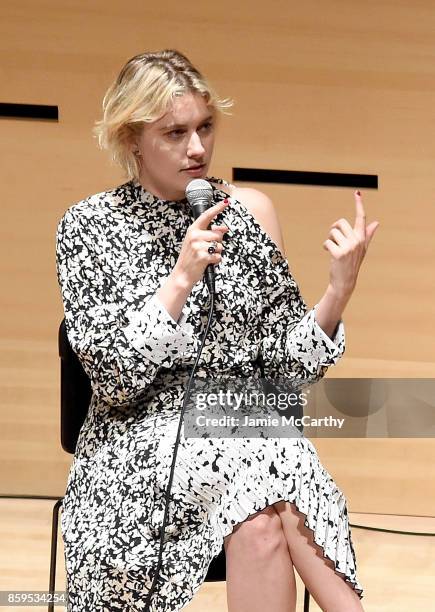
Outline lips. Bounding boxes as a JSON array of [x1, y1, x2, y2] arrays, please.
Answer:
[[182, 164, 205, 171]]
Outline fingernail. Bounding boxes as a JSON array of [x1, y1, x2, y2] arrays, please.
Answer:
[[223, 198, 229, 204], [356, 190, 361, 196]]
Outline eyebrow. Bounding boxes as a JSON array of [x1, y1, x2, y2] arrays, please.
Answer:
[[159, 115, 214, 131]]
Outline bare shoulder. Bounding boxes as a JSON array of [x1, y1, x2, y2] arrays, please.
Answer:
[[230, 186, 287, 256]]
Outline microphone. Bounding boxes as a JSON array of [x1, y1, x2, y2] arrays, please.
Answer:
[[185, 179, 216, 295]]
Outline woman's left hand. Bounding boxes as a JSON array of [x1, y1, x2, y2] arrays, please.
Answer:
[[323, 190, 379, 298]]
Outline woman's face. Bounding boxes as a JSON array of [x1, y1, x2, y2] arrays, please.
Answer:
[[134, 91, 216, 200]]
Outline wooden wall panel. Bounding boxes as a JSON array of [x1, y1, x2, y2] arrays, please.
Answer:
[[0, 1, 433, 515]]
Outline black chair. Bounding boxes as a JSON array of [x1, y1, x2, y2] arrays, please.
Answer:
[[50, 319, 310, 611]]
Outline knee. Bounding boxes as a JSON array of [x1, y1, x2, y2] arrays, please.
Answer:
[[225, 506, 287, 560]]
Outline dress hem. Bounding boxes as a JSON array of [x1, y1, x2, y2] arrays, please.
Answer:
[[212, 495, 364, 601]]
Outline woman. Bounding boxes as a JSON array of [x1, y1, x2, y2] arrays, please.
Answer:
[[56, 49, 378, 611]]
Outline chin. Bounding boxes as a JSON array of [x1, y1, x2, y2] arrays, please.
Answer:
[[184, 169, 209, 181]]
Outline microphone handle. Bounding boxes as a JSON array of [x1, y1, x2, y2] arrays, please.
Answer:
[[204, 263, 215, 295], [191, 200, 216, 295]]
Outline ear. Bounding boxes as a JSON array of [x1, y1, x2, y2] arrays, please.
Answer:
[[127, 126, 141, 156], [128, 139, 141, 156]]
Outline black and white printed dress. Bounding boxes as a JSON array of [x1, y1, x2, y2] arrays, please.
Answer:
[[55, 177, 364, 611]]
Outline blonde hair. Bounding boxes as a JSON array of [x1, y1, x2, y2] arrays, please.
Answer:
[[93, 49, 233, 180]]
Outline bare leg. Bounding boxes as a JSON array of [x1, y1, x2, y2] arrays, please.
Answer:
[[274, 501, 364, 612], [224, 505, 297, 612]]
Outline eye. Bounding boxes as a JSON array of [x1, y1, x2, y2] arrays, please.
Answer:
[[167, 129, 185, 139], [200, 121, 213, 132]]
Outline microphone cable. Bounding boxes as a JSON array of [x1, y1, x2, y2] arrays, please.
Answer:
[[143, 280, 216, 611]]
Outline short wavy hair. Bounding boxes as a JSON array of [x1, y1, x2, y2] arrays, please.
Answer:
[[93, 49, 233, 180]]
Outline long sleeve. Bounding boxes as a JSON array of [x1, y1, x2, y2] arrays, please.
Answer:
[[259, 257, 345, 385], [55, 208, 199, 408]]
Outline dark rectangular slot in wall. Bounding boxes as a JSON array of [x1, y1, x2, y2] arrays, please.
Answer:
[[233, 168, 378, 189], [0, 103, 58, 121]]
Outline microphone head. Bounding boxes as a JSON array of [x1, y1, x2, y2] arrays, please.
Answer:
[[185, 179, 216, 295], [185, 179, 213, 212]]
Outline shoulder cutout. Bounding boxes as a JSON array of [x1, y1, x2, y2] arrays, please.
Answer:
[[230, 187, 287, 257]]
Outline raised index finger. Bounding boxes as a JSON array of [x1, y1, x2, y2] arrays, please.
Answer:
[[193, 199, 230, 229], [354, 190, 366, 235]]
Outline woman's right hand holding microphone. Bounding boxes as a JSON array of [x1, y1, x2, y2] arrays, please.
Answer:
[[173, 198, 230, 286], [156, 198, 230, 322]]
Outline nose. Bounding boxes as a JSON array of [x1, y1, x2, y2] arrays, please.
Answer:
[[187, 131, 205, 158]]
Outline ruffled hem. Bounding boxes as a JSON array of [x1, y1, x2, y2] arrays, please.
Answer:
[[208, 438, 364, 600]]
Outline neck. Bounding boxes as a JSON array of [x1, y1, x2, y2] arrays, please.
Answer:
[[136, 176, 186, 202]]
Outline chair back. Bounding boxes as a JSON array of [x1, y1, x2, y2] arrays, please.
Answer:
[[58, 319, 92, 454]]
